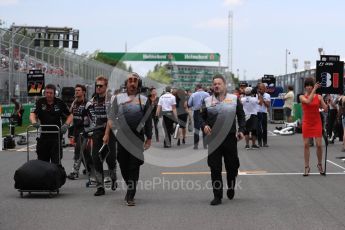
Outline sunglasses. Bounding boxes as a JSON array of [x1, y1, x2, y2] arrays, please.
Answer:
[[128, 78, 138, 83], [96, 84, 105, 88]]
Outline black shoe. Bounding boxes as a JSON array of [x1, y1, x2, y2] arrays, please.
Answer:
[[182, 138, 185, 144], [251, 144, 259, 149], [177, 139, 181, 146], [210, 197, 222, 206], [193, 146, 198, 150], [258, 143, 263, 147], [245, 145, 250, 150], [111, 180, 117, 191], [67, 172, 79, 180], [227, 189, 235, 200], [126, 198, 136, 206], [94, 187, 105, 196], [263, 144, 269, 147]]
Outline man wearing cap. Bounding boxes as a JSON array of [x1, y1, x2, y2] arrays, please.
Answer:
[[156, 86, 178, 148], [241, 87, 261, 150]]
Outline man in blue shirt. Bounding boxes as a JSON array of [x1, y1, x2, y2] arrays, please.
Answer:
[[188, 84, 209, 149]]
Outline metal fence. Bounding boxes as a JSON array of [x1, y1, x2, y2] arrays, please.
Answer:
[[0, 27, 167, 104], [0, 27, 120, 104]]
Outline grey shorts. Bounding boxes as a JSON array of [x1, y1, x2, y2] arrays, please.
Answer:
[[284, 107, 292, 117]]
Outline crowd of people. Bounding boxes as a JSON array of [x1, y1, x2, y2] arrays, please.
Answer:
[[28, 72, 345, 206]]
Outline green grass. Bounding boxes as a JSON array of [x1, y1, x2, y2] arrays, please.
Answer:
[[2, 125, 33, 136]]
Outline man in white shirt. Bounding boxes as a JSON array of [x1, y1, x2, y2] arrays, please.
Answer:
[[241, 87, 260, 149], [283, 85, 294, 122], [257, 83, 270, 147], [156, 86, 178, 148]]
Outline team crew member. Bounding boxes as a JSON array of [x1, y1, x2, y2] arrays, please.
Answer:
[[201, 74, 245, 206], [108, 72, 152, 206], [257, 83, 270, 147], [241, 87, 260, 149], [156, 86, 177, 148], [67, 84, 92, 180], [11, 97, 24, 126], [30, 84, 72, 164], [85, 76, 117, 196], [188, 83, 209, 149]]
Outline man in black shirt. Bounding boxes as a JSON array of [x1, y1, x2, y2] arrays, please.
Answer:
[[67, 84, 92, 180], [201, 75, 246, 206], [30, 84, 72, 164], [11, 97, 24, 126], [85, 76, 117, 196]]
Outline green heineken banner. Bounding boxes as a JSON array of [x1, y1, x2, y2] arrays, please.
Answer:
[[98, 52, 221, 62]]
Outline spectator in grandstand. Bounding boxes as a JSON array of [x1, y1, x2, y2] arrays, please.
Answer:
[[299, 77, 328, 176], [283, 85, 294, 123]]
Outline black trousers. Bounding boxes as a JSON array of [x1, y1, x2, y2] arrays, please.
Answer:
[[257, 112, 268, 145], [117, 141, 144, 200], [162, 112, 175, 146], [36, 135, 62, 165], [92, 130, 117, 188], [152, 116, 159, 141], [208, 134, 239, 199], [327, 109, 337, 137]]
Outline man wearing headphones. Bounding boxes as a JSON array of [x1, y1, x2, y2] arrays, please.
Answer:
[[85, 76, 117, 196], [30, 84, 72, 164], [107, 72, 152, 206]]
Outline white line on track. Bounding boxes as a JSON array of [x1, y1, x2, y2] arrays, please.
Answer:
[[16, 144, 36, 152], [161, 171, 345, 176], [327, 160, 345, 172]]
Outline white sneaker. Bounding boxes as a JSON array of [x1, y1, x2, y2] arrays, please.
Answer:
[[104, 176, 111, 184]]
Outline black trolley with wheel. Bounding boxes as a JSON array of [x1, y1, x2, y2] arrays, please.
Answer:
[[17, 125, 63, 198]]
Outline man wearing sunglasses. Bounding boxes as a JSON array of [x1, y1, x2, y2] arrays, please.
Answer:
[[107, 72, 152, 206], [85, 76, 117, 196]]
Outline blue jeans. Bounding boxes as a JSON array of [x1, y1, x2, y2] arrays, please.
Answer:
[[193, 110, 206, 147]]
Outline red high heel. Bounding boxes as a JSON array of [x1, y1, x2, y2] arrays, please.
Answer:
[[303, 166, 310, 176], [317, 163, 325, 175]]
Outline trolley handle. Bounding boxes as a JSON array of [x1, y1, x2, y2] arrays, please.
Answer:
[[26, 125, 61, 164]]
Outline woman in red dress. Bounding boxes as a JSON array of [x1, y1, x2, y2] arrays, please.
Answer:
[[299, 77, 328, 176]]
